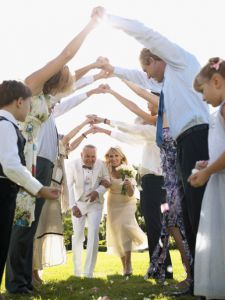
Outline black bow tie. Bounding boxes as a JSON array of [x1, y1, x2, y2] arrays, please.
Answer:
[[82, 165, 92, 170]]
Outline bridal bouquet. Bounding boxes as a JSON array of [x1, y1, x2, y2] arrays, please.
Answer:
[[116, 164, 137, 195]]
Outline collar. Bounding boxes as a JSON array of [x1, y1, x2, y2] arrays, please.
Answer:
[[0, 110, 19, 126]]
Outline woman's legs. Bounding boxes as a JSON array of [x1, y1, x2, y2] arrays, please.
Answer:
[[124, 251, 132, 275], [168, 226, 192, 286]]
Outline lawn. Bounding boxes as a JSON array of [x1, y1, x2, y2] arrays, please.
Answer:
[[1, 250, 196, 300]]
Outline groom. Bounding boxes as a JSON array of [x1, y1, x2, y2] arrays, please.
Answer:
[[67, 144, 110, 278]]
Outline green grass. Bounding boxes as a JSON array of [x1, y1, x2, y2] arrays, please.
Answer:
[[1, 250, 195, 300]]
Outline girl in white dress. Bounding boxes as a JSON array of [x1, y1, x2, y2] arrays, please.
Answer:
[[188, 57, 225, 299]]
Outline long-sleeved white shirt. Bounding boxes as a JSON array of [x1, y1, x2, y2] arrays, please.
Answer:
[[37, 75, 95, 162], [110, 120, 162, 176], [114, 66, 162, 94], [107, 13, 209, 140], [37, 92, 88, 163], [0, 110, 42, 195]]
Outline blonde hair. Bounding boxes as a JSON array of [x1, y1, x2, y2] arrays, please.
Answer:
[[194, 57, 225, 93], [104, 147, 128, 174], [139, 48, 162, 65]]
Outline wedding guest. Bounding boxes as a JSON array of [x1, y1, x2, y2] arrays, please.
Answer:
[[188, 57, 225, 299], [6, 11, 99, 294], [0, 80, 59, 299], [92, 7, 209, 295], [67, 145, 110, 278], [32, 120, 96, 284]]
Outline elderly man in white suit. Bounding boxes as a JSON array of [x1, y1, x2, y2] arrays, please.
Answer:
[[67, 144, 110, 278]]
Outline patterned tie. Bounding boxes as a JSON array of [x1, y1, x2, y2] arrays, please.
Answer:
[[82, 165, 92, 170], [156, 91, 164, 147]]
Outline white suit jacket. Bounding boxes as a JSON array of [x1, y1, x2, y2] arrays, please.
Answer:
[[67, 158, 110, 209]]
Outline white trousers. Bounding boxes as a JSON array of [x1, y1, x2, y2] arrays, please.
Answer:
[[72, 205, 102, 277]]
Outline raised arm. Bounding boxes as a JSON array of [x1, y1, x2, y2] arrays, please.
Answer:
[[103, 84, 157, 125], [75, 58, 110, 82], [25, 14, 98, 95], [61, 119, 90, 146], [69, 126, 95, 152], [53, 84, 106, 118], [93, 7, 187, 69], [122, 79, 159, 106], [95, 56, 162, 92], [87, 114, 156, 140]]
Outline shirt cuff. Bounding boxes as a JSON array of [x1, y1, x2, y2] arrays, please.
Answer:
[[23, 179, 43, 196]]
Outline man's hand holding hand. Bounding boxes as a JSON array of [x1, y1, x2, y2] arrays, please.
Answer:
[[72, 206, 82, 218], [87, 191, 99, 202]]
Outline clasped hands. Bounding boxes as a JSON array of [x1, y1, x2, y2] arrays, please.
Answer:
[[188, 160, 209, 187]]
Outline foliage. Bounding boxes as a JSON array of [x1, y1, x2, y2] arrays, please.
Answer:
[[62, 212, 73, 250], [1, 250, 194, 300]]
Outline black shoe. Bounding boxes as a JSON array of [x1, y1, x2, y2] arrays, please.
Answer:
[[165, 273, 173, 279], [10, 287, 33, 295], [167, 286, 193, 297]]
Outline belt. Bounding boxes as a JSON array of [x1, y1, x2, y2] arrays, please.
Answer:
[[176, 124, 209, 144]]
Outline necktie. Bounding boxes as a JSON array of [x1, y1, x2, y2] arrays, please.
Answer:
[[82, 165, 92, 170], [156, 91, 164, 147]]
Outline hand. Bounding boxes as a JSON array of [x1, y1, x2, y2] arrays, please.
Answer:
[[195, 160, 208, 170], [91, 125, 107, 134], [188, 169, 210, 187], [94, 84, 110, 94], [37, 186, 60, 200], [91, 6, 106, 20], [84, 126, 96, 135], [86, 191, 99, 202], [96, 56, 110, 68], [86, 114, 104, 124], [72, 206, 82, 218], [123, 178, 132, 188], [100, 179, 111, 188], [94, 69, 111, 80], [95, 57, 114, 75]]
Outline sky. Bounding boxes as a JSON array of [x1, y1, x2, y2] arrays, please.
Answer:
[[1, 0, 225, 164]]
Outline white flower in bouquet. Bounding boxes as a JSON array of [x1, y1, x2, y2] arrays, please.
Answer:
[[116, 164, 137, 195]]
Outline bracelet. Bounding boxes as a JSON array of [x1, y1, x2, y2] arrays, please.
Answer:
[[82, 133, 87, 139], [103, 118, 108, 124]]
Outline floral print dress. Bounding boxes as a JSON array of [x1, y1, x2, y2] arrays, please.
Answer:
[[149, 127, 192, 282], [15, 93, 58, 227]]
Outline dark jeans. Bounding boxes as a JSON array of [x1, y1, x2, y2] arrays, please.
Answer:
[[6, 157, 54, 292], [176, 125, 209, 277], [0, 180, 18, 285], [140, 174, 173, 278]]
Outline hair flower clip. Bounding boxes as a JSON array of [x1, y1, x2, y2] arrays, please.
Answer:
[[210, 58, 223, 71]]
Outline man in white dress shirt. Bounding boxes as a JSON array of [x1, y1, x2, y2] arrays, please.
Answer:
[[92, 7, 210, 295], [67, 145, 110, 278]]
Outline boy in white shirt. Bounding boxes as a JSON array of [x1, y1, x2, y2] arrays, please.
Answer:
[[0, 80, 59, 298]]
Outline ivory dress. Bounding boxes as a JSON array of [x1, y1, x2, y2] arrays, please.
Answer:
[[33, 140, 69, 269], [194, 101, 225, 299], [106, 177, 147, 257]]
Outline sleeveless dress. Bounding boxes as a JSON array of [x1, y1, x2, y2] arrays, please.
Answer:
[[194, 101, 225, 299], [106, 177, 147, 257], [15, 93, 57, 226], [33, 140, 69, 269]]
